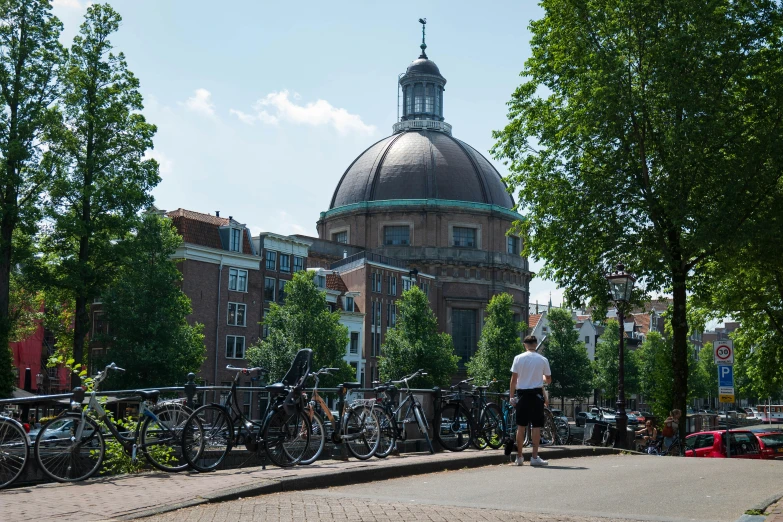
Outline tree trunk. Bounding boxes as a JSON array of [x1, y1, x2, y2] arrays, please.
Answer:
[[71, 293, 89, 388], [671, 267, 689, 449]]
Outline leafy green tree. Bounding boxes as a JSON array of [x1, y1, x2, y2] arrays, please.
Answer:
[[467, 293, 524, 393], [0, 0, 64, 397], [379, 286, 458, 388], [543, 308, 592, 409], [94, 214, 205, 389], [44, 4, 159, 384], [492, 0, 783, 441], [593, 320, 639, 403], [247, 270, 354, 387], [635, 331, 673, 421]]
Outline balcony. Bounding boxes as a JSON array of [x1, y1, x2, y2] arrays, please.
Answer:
[[392, 119, 452, 135]]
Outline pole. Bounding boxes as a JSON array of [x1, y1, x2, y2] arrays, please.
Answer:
[[614, 308, 628, 449]]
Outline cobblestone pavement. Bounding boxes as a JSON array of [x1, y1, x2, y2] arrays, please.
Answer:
[[767, 496, 783, 522], [143, 491, 635, 522]]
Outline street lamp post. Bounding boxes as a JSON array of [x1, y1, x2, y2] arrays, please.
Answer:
[[606, 262, 636, 449]]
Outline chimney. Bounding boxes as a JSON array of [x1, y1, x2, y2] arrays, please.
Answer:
[[215, 211, 220, 217], [229, 216, 233, 221]]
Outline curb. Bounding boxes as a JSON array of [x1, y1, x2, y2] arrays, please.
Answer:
[[115, 446, 622, 520], [734, 492, 783, 522]]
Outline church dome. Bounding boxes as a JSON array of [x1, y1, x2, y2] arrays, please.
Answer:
[[406, 58, 443, 77], [328, 130, 514, 210]]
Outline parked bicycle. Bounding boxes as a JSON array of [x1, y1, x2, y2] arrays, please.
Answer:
[[371, 369, 434, 456], [182, 349, 312, 471], [497, 392, 568, 452], [466, 379, 503, 450], [34, 363, 198, 483], [644, 434, 682, 456], [0, 413, 29, 489], [434, 378, 474, 452], [299, 367, 380, 464]]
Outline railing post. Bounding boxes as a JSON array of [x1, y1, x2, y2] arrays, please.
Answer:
[[184, 372, 197, 409]]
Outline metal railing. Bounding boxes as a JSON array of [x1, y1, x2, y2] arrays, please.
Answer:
[[330, 250, 411, 271]]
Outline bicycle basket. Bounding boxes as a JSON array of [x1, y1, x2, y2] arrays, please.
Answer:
[[349, 399, 376, 409]]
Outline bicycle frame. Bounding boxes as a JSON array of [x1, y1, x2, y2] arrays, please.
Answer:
[[305, 372, 374, 443]]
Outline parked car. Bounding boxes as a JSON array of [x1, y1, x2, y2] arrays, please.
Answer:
[[754, 432, 783, 460], [627, 412, 641, 426], [575, 411, 597, 427], [629, 411, 645, 424], [727, 410, 747, 419], [684, 430, 762, 459], [549, 408, 569, 425], [744, 407, 761, 420], [599, 409, 616, 423], [28, 417, 96, 445]]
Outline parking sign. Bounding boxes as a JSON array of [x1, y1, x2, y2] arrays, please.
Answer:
[[718, 365, 734, 388]]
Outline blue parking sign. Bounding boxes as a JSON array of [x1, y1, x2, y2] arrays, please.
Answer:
[[718, 365, 734, 388]]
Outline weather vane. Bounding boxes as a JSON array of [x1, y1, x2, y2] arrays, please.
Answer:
[[418, 18, 427, 58]]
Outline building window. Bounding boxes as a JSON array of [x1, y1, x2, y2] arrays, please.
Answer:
[[403, 278, 412, 292], [230, 228, 242, 252], [376, 302, 381, 327], [370, 332, 375, 357], [371, 301, 375, 325], [425, 84, 434, 113], [585, 336, 590, 344], [265, 251, 277, 271], [435, 86, 441, 116], [228, 268, 248, 292], [391, 276, 397, 296], [345, 296, 354, 312], [226, 335, 245, 359], [279, 254, 290, 273], [278, 279, 286, 303], [414, 83, 424, 112], [391, 305, 397, 326], [453, 227, 477, 248], [421, 282, 429, 296], [293, 256, 304, 273], [405, 85, 412, 115], [332, 231, 348, 244], [315, 274, 326, 288], [507, 236, 519, 255], [452, 309, 477, 368], [227, 302, 246, 326], [350, 332, 359, 355], [384, 225, 410, 246], [263, 310, 270, 338], [264, 277, 275, 302], [375, 273, 382, 292], [387, 302, 391, 327]]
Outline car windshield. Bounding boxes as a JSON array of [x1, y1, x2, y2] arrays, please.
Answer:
[[46, 419, 72, 430], [760, 434, 783, 448]]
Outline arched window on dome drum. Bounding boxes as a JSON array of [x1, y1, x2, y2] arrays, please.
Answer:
[[414, 83, 424, 113], [435, 86, 441, 117], [405, 85, 412, 116], [425, 84, 434, 113]]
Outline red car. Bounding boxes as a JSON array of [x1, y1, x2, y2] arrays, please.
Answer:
[[754, 432, 783, 460], [684, 430, 762, 459]]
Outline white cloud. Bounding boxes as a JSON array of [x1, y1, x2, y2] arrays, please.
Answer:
[[143, 150, 173, 176], [183, 88, 215, 117], [231, 90, 374, 135]]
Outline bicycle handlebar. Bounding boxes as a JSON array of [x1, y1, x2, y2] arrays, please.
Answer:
[[391, 369, 427, 386]]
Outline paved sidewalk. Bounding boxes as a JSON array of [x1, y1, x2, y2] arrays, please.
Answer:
[[1, 446, 618, 521], [766, 496, 783, 522]]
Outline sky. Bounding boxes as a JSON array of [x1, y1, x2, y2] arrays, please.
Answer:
[[50, 0, 561, 306]]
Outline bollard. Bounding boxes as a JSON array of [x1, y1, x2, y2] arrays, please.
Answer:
[[184, 372, 197, 409]]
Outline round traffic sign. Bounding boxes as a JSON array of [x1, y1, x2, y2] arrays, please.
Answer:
[[715, 344, 732, 360]]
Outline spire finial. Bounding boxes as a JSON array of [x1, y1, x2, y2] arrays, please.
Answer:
[[418, 18, 427, 58]]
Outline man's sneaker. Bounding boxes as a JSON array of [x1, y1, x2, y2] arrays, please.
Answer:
[[514, 456, 524, 466], [530, 456, 548, 467], [504, 440, 515, 456]]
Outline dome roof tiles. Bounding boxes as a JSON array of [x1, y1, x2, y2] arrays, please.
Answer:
[[329, 130, 514, 210]]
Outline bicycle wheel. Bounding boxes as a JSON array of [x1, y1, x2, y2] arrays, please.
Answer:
[[436, 403, 472, 452], [298, 410, 325, 465], [373, 406, 396, 459], [35, 414, 104, 483], [183, 405, 233, 472], [263, 408, 310, 467], [413, 404, 434, 454], [477, 403, 504, 450], [345, 405, 380, 460], [0, 418, 28, 489], [555, 417, 571, 445], [140, 403, 196, 472], [540, 411, 558, 446]]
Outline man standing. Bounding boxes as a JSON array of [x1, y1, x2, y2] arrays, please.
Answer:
[[510, 335, 552, 466]]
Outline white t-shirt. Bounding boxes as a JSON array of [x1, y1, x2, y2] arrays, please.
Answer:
[[510, 351, 551, 390]]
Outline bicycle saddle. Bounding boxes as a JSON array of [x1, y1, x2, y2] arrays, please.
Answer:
[[265, 383, 288, 394], [373, 385, 389, 392], [138, 390, 160, 402], [341, 382, 362, 390]]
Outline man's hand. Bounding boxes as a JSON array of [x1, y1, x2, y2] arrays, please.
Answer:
[[510, 396, 518, 407]]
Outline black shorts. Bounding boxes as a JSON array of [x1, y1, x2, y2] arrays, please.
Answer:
[[516, 388, 545, 428]]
